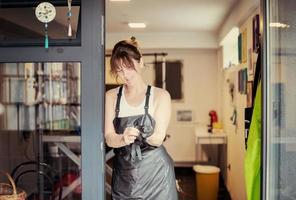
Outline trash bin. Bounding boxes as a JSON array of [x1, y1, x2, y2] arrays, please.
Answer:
[[193, 165, 220, 200]]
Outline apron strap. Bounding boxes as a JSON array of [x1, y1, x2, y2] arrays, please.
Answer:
[[144, 85, 151, 114], [115, 86, 123, 118]]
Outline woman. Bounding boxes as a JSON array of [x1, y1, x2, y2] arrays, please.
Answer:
[[105, 38, 178, 199]]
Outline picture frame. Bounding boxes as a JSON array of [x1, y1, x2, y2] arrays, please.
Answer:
[[252, 51, 259, 73], [238, 33, 242, 63], [242, 29, 247, 63], [253, 14, 260, 53], [238, 70, 242, 93], [176, 110, 193, 122], [238, 69, 248, 94], [246, 81, 253, 107], [243, 68, 248, 94], [248, 48, 254, 80]]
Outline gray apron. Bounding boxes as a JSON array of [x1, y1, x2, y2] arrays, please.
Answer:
[[111, 85, 178, 200]]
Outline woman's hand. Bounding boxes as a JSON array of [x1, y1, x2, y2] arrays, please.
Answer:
[[122, 127, 140, 145]]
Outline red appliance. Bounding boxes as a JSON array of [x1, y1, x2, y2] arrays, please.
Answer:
[[208, 110, 218, 132]]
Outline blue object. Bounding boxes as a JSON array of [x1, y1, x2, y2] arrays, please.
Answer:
[[45, 35, 49, 49]]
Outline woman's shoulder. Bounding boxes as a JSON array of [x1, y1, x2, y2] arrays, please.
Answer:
[[105, 86, 121, 99], [151, 86, 171, 101]]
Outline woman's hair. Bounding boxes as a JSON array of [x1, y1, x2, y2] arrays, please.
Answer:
[[110, 36, 142, 77]]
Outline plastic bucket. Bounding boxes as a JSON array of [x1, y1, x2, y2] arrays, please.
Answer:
[[193, 165, 220, 200]]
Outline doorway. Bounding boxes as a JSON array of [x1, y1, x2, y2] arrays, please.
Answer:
[[105, 0, 260, 199]]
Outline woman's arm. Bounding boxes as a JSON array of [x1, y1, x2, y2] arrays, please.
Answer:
[[146, 89, 171, 147], [105, 89, 126, 148], [105, 89, 139, 148]]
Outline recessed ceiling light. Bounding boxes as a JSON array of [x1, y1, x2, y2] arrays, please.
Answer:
[[128, 23, 146, 28], [270, 22, 290, 28], [109, 0, 130, 2]]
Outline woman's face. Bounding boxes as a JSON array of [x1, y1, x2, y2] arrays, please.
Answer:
[[116, 58, 143, 84]]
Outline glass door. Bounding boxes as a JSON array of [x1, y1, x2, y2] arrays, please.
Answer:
[[263, 0, 296, 199], [0, 62, 81, 200], [0, 0, 105, 199]]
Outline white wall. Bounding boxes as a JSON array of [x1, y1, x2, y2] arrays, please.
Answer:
[[218, 8, 260, 200], [106, 48, 219, 162], [220, 64, 248, 200]]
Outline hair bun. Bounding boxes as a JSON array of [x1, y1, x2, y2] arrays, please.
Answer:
[[128, 36, 138, 47]]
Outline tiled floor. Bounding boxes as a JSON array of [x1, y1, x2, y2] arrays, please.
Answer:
[[175, 167, 232, 200]]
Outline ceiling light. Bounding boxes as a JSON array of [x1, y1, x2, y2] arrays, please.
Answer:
[[128, 23, 146, 28], [109, 0, 130, 2], [270, 22, 290, 28]]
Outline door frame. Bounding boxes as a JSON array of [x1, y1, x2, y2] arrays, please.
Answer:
[[0, 0, 106, 199], [261, 0, 269, 199]]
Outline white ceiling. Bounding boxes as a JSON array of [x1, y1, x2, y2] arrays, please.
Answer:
[[106, 0, 239, 33]]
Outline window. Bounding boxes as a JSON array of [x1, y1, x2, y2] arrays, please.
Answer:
[[155, 61, 183, 100], [220, 27, 239, 68]]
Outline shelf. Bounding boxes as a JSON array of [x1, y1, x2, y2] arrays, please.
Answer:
[[42, 135, 80, 143], [0, 130, 35, 133], [1, 102, 80, 106], [0, 74, 79, 80], [1, 102, 36, 106], [0, 129, 79, 134], [196, 136, 227, 144], [42, 129, 80, 134], [40, 102, 80, 106], [195, 126, 227, 144], [0, 74, 26, 78]]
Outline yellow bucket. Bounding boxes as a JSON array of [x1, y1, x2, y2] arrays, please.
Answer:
[[193, 165, 220, 200]]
